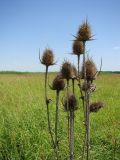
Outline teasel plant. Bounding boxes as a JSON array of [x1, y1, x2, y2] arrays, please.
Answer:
[[81, 57, 97, 160], [60, 60, 73, 142], [49, 74, 65, 155], [72, 39, 86, 120], [39, 48, 56, 150], [89, 102, 104, 113], [63, 94, 78, 160], [76, 20, 94, 160]]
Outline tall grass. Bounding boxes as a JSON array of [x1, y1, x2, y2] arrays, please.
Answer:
[[0, 73, 120, 160]]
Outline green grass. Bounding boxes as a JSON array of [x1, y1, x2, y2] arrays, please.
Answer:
[[0, 73, 120, 160]]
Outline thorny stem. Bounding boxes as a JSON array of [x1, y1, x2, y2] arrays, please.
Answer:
[[77, 55, 85, 120], [82, 83, 91, 160], [44, 66, 56, 154], [81, 131, 87, 160], [72, 79, 75, 94], [86, 90, 90, 160], [69, 111, 74, 160], [83, 41, 87, 119], [83, 41, 90, 160], [67, 80, 70, 147], [55, 90, 60, 150], [83, 41, 89, 160], [77, 54, 86, 160], [78, 55, 80, 77]]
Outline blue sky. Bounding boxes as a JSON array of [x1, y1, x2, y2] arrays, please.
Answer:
[[0, 0, 120, 71]]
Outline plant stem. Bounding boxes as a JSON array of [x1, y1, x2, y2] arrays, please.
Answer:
[[55, 90, 60, 150], [83, 41, 87, 119], [77, 54, 85, 120], [78, 55, 80, 77], [82, 41, 87, 160], [86, 90, 90, 160], [83, 41, 90, 160], [72, 79, 75, 94], [69, 111, 74, 160], [67, 80, 70, 145], [81, 131, 87, 160], [45, 66, 55, 149]]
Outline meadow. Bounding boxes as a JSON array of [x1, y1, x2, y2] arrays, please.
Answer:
[[0, 72, 120, 160]]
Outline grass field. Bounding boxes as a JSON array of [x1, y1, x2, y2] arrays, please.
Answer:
[[0, 72, 120, 160]]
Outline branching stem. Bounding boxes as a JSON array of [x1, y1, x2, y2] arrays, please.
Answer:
[[44, 66, 56, 150]]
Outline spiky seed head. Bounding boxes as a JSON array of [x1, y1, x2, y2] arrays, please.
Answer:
[[89, 102, 104, 113], [71, 65, 77, 79], [82, 82, 96, 92], [72, 40, 83, 55], [60, 61, 72, 80], [63, 94, 78, 112], [51, 74, 65, 91], [77, 21, 92, 42], [82, 81, 91, 91], [41, 48, 54, 66], [81, 58, 97, 81]]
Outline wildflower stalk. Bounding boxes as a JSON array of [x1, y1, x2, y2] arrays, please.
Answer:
[[77, 54, 85, 119], [45, 66, 55, 149], [67, 80, 70, 142], [83, 41, 90, 160], [55, 90, 60, 150], [72, 79, 75, 94], [86, 90, 90, 160], [69, 110, 74, 160]]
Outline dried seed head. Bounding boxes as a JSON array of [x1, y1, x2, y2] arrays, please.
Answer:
[[60, 61, 72, 80], [82, 81, 91, 91], [81, 58, 97, 81], [63, 94, 78, 112], [82, 82, 96, 92], [41, 48, 54, 66], [71, 65, 77, 79], [51, 74, 65, 91], [89, 101, 104, 113], [77, 21, 92, 42], [72, 40, 83, 55]]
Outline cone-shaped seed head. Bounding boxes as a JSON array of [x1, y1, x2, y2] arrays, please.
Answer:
[[60, 61, 72, 80], [81, 58, 97, 81], [41, 48, 54, 66], [51, 74, 65, 91], [82, 81, 91, 91], [82, 82, 96, 92], [72, 40, 83, 55], [77, 21, 92, 42], [63, 94, 78, 112], [71, 65, 77, 79], [89, 101, 104, 112]]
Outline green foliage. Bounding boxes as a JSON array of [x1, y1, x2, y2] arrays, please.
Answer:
[[0, 73, 120, 160]]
